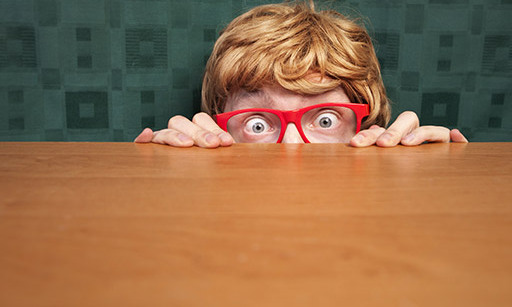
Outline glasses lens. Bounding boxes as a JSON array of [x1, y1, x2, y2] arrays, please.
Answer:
[[226, 111, 281, 143], [301, 106, 357, 143]]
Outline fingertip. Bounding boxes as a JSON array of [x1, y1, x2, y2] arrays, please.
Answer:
[[400, 133, 421, 146], [450, 129, 469, 143], [219, 132, 234, 146], [199, 133, 222, 148], [176, 133, 194, 147], [350, 134, 366, 147], [375, 133, 396, 147], [134, 128, 154, 143]]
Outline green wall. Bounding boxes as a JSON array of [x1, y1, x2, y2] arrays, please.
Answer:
[[1, 0, 511, 142]]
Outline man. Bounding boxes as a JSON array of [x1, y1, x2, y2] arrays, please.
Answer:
[[135, 1, 467, 147]]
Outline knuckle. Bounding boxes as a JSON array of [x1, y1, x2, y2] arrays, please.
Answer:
[[358, 129, 380, 138], [383, 129, 399, 138], [354, 127, 386, 144], [438, 127, 451, 142], [161, 129, 177, 139], [402, 111, 420, 126], [211, 127, 225, 135], [424, 125, 449, 134], [356, 131, 371, 139], [167, 115, 187, 128], [154, 130, 182, 146], [417, 126, 451, 142], [192, 129, 208, 141], [375, 127, 386, 134], [192, 112, 210, 124], [151, 131, 166, 144]]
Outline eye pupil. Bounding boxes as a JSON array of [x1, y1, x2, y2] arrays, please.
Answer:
[[252, 122, 265, 133], [319, 117, 332, 128]]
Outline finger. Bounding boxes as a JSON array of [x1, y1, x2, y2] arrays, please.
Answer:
[[400, 126, 450, 146], [376, 111, 420, 147], [350, 125, 386, 147], [151, 129, 195, 147], [134, 128, 155, 143], [167, 115, 222, 148], [192, 112, 234, 146], [450, 129, 468, 143]]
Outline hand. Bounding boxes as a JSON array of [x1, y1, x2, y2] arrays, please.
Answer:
[[350, 111, 468, 147], [134, 112, 234, 148]]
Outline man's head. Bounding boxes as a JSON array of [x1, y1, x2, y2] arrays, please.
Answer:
[[201, 0, 390, 129]]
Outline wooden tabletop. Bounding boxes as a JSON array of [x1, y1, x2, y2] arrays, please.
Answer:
[[1, 142, 511, 307]]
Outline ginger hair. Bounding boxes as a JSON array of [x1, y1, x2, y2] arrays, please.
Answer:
[[201, 0, 390, 128]]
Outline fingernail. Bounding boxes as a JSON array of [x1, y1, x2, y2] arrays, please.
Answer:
[[380, 133, 391, 143], [352, 134, 364, 145], [219, 132, 233, 143], [402, 133, 415, 144], [205, 133, 218, 145], [178, 133, 192, 143]]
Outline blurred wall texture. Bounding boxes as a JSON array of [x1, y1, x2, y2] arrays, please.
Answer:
[[0, 0, 511, 142]]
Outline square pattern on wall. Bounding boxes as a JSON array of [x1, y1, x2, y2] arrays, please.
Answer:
[[0, 0, 511, 141]]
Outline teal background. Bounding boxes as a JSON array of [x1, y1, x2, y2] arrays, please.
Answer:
[[0, 0, 511, 142]]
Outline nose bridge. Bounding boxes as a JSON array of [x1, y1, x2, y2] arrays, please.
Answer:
[[279, 109, 305, 143], [281, 122, 305, 143], [282, 109, 299, 124]]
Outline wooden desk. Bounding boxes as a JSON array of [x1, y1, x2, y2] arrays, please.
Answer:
[[1, 142, 511, 307]]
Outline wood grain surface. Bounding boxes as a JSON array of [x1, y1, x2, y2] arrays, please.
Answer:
[[0, 142, 511, 307]]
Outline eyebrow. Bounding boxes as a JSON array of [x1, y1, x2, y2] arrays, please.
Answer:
[[231, 90, 276, 109]]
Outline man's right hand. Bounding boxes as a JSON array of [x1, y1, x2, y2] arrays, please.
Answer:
[[134, 112, 234, 148]]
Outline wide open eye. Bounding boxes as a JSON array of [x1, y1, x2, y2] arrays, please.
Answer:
[[226, 111, 280, 143], [301, 105, 358, 143], [245, 117, 272, 134], [314, 112, 339, 129]]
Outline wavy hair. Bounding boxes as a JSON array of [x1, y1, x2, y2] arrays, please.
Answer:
[[201, 0, 390, 128]]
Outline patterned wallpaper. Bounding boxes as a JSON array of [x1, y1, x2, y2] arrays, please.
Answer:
[[0, 0, 511, 142]]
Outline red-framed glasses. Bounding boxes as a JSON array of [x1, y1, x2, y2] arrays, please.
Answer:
[[214, 103, 369, 143]]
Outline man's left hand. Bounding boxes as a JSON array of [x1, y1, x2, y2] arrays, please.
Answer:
[[350, 111, 468, 147]]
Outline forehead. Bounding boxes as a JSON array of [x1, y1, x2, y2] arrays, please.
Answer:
[[224, 85, 351, 112]]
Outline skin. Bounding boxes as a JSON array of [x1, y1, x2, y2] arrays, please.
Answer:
[[134, 85, 468, 148]]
